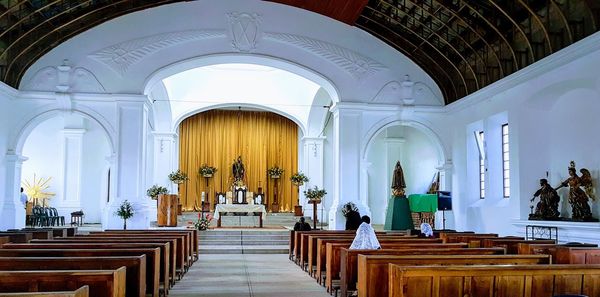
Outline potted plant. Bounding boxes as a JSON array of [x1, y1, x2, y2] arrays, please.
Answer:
[[290, 172, 309, 186], [304, 185, 327, 203], [115, 200, 134, 230], [199, 164, 217, 178], [147, 185, 168, 200], [168, 169, 189, 184], [267, 166, 284, 179]]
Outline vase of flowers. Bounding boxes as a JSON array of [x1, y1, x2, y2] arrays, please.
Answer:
[[195, 212, 212, 230], [290, 172, 309, 186], [199, 164, 217, 178], [147, 185, 168, 200], [267, 166, 284, 179], [168, 169, 189, 184], [304, 185, 327, 203], [115, 200, 134, 230]]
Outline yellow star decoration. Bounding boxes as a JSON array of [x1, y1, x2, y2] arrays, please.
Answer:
[[22, 174, 55, 206]]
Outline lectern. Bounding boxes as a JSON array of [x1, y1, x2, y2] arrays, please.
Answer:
[[157, 194, 178, 227]]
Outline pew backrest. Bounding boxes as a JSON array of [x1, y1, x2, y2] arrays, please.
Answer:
[[0, 285, 89, 297], [388, 264, 600, 297]]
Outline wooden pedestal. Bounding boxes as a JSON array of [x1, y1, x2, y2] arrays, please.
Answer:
[[157, 194, 178, 227], [310, 200, 321, 230], [294, 205, 303, 216]]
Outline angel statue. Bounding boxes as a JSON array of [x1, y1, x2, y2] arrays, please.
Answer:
[[555, 161, 597, 221]]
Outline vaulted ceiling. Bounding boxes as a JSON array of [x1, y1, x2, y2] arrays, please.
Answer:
[[0, 0, 598, 104]]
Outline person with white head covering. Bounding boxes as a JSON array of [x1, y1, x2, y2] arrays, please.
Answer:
[[420, 223, 434, 237], [349, 216, 381, 250]]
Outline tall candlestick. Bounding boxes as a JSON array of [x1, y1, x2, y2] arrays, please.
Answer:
[[201, 191, 205, 202]]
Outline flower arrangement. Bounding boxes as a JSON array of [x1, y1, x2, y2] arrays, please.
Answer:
[[341, 202, 359, 217], [147, 185, 168, 200], [304, 186, 327, 201], [168, 169, 189, 184], [267, 166, 284, 178], [290, 172, 309, 186], [199, 164, 217, 177], [115, 200, 134, 230], [194, 212, 212, 230]]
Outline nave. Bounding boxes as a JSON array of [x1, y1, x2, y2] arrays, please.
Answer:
[[170, 254, 330, 297]]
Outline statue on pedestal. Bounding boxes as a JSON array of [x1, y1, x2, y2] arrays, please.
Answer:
[[232, 155, 245, 183], [555, 161, 598, 222], [391, 161, 406, 196], [529, 179, 560, 220]]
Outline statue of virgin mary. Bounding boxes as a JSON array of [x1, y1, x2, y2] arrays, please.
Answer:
[[391, 161, 406, 196]]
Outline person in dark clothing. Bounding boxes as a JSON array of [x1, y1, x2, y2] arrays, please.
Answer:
[[344, 204, 362, 230], [294, 217, 312, 231]]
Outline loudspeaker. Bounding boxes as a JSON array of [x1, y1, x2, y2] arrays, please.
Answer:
[[437, 191, 452, 211]]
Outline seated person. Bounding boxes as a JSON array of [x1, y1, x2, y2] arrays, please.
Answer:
[[419, 222, 434, 238], [349, 215, 380, 250], [345, 204, 362, 230], [293, 217, 312, 231]]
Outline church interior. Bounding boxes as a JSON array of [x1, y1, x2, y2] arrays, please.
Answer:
[[1, 0, 600, 296]]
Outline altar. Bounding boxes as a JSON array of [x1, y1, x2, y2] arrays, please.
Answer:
[[214, 204, 267, 228]]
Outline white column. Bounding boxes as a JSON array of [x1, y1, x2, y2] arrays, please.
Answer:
[[151, 132, 177, 220], [329, 104, 362, 230], [58, 128, 86, 211], [435, 162, 454, 229], [302, 136, 325, 221], [1, 154, 28, 230], [359, 160, 372, 216], [103, 100, 150, 229]]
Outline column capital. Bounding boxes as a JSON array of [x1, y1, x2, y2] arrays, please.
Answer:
[[301, 136, 326, 143], [384, 137, 406, 144], [152, 132, 178, 139], [436, 161, 453, 171], [60, 128, 86, 136]]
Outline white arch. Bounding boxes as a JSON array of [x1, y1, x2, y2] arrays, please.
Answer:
[[172, 102, 308, 136], [143, 53, 340, 103], [362, 118, 449, 166], [9, 106, 117, 156]]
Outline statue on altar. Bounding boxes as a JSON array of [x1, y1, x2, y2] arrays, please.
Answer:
[[529, 179, 560, 220], [555, 161, 597, 221], [391, 161, 406, 196], [232, 156, 245, 183]]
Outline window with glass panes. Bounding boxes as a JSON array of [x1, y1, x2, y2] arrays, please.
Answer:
[[502, 124, 510, 197], [479, 131, 485, 199]]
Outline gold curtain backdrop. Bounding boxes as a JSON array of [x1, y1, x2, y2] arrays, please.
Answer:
[[179, 109, 298, 212]]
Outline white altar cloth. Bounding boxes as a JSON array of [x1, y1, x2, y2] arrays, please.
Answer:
[[213, 204, 267, 220]]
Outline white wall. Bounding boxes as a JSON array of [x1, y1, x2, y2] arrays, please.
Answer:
[[366, 125, 440, 225], [21, 116, 111, 223]]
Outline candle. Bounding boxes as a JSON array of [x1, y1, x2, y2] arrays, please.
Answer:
[[201, 192, 205, 202]]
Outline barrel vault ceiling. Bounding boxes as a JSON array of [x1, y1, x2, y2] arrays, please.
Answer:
[[0, 0, 599, 104]]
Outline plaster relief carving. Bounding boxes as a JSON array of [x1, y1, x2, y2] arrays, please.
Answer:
[[23, 66, 105, 93], [23, 66, 58, 91], [264, 32, 386, 79], [89, 30, 226, 75], [371, 81, 402, 103], [227, 12, 261, 52]]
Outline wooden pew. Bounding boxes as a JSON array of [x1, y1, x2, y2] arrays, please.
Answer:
[[359, 254, 551, 297], [441, 232, 497, 244], [324, 243, 468, 293], [0, 257, 144, 297], [33, 237, 178, 287], [339, 247, 506, 297], [482, 238, 556, 254], [9, 228, 75, 238], [388, 264, 600, 297], [518, 242, 598, 258], [2, 243, 164, 296], [314, 238, 445, 284], [0, 230, 52, 240], [100, 229, 198, 263], [0, 268, 126, 297], [0, 249, 159, 297], [0, 236, 9, 246], [437, 231, 474, 242], [555, 246, 600, 264], [83, 233, 187, 275], [0, 285, 88, 296], [306, 233, 417, 273], [295, 231, 357, 264], [0, 233, 33, 243]]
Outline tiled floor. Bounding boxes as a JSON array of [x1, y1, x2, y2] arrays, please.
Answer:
[[170, 254, 331, 297]]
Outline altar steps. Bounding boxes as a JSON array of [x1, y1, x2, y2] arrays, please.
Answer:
[[198, 230, 290, 254]]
